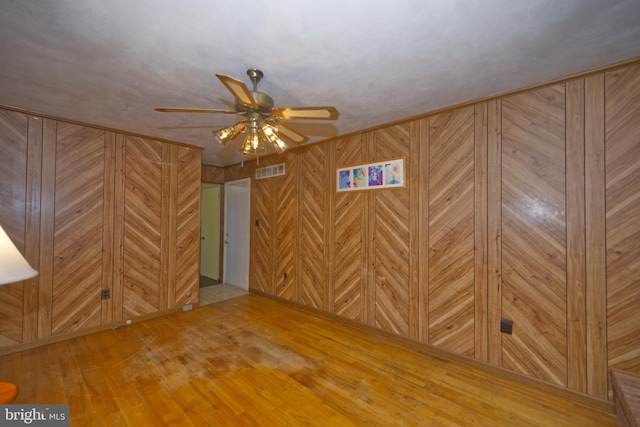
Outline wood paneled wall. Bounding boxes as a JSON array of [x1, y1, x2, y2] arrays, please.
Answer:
[[500, 85, 568, 387], [332, 135, 367, 322], [0, 112, 201, 352], [606, 66, 640, 378], [227, 60, 640, 400], [201, 164, 224, 183]]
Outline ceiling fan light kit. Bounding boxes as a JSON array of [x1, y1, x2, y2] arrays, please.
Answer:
[[156, 68, 339, 162], [214, 122, 245, 144]]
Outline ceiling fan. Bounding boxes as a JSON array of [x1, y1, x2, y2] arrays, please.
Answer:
[[154, 68, 339, 157]]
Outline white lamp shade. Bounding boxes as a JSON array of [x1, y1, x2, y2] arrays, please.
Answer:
[[0, 225, 38, 285]]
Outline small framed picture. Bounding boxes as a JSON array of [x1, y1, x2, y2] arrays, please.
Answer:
[[337, 157, 405, 192]]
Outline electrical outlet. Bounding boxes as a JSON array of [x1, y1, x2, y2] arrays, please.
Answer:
[[255, 219, 260, 227], [101, 289, 111, 300], [500, 318, 513, 334], [283, 271, 288, 280]]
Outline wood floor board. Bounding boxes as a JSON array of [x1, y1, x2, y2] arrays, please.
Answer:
[[0, 294, 615, 426]]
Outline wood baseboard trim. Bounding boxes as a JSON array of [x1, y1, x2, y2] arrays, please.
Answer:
[[0, 306, 186, 357]]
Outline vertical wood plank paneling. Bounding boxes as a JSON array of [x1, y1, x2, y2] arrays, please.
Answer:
[[474, 103, 489, 362], [101, 132, 116, 325], [585, 73, 608, 399], [487, 100, 503, 366], [428, 107, 475, 357], [175, 146, 201, 306], [0, 110, 28, 346], [418, 118, 430, 343], [366, 132, 376, 326], [24, 115, 43, 342], [122, 136, 162, 318], [326, 142, 335, 313], [274, 153, 298, 301], [605, 63, 640, 378], [566, 79, 587, 393], [408, 120, 420, 340], [112, 134, 126, 321], [300, 144, 326, 310], [159, 144, 174, 311], [52, 123, 105, 335], [333, 134, 367, 322], [38, 118, 57, 339], [252, 171, 273, 295], [167, 144, 179, 306], [373, 123, 411, 337], [501, 85, 567, 386]]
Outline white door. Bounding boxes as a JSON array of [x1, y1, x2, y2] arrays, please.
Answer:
[[223, 178, 250, 290]]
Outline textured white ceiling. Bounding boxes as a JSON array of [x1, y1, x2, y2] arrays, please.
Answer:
[[1, 0, 639, 166]]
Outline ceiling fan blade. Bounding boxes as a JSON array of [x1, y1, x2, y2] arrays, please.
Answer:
[[215, 74, 258, 108], [274, 122, 309, 145], [272, 106, 339, 120], [154, 107, 237, 114]]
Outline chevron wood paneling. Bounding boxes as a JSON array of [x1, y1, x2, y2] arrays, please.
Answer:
[[0, 110, 28, 240], [227, 60, 640, 399], [175, 146, 201, 307], [300, 145, 327, 309], [251, 171, 273, 295], [501, 85, 568, 386], [52, 123, 104, 334], [0, 284, 23, 347], [122, 136, 163, 318], [606, 63, 640, 376], [428, 107, 475, 357], [371, 123, 411, 336], [333, 135, 367, 322], [0, 107, 201, 354], [0, 110, 28, 345], [274, 154, 298, 301]]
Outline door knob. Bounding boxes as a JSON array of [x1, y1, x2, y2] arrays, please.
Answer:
[[224, 239, 230, 244], [201, 236, 205, 240]]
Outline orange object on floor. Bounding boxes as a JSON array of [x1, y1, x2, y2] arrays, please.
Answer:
[[0, 382, 18, 403]]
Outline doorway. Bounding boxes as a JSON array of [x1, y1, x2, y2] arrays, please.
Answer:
[[200, 183, 221, 286], [223, 178, 251, 291]]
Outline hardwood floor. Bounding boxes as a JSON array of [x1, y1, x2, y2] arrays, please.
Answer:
[[0, 294, 615, 426]]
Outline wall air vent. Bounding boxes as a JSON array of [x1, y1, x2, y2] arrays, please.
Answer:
[[256, 163, 285, 180]]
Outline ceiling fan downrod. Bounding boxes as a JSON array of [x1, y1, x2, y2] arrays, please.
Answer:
[[247, 68, 263, 92]]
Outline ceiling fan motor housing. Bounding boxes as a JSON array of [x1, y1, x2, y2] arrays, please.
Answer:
[[237, 91, 274, 115]]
